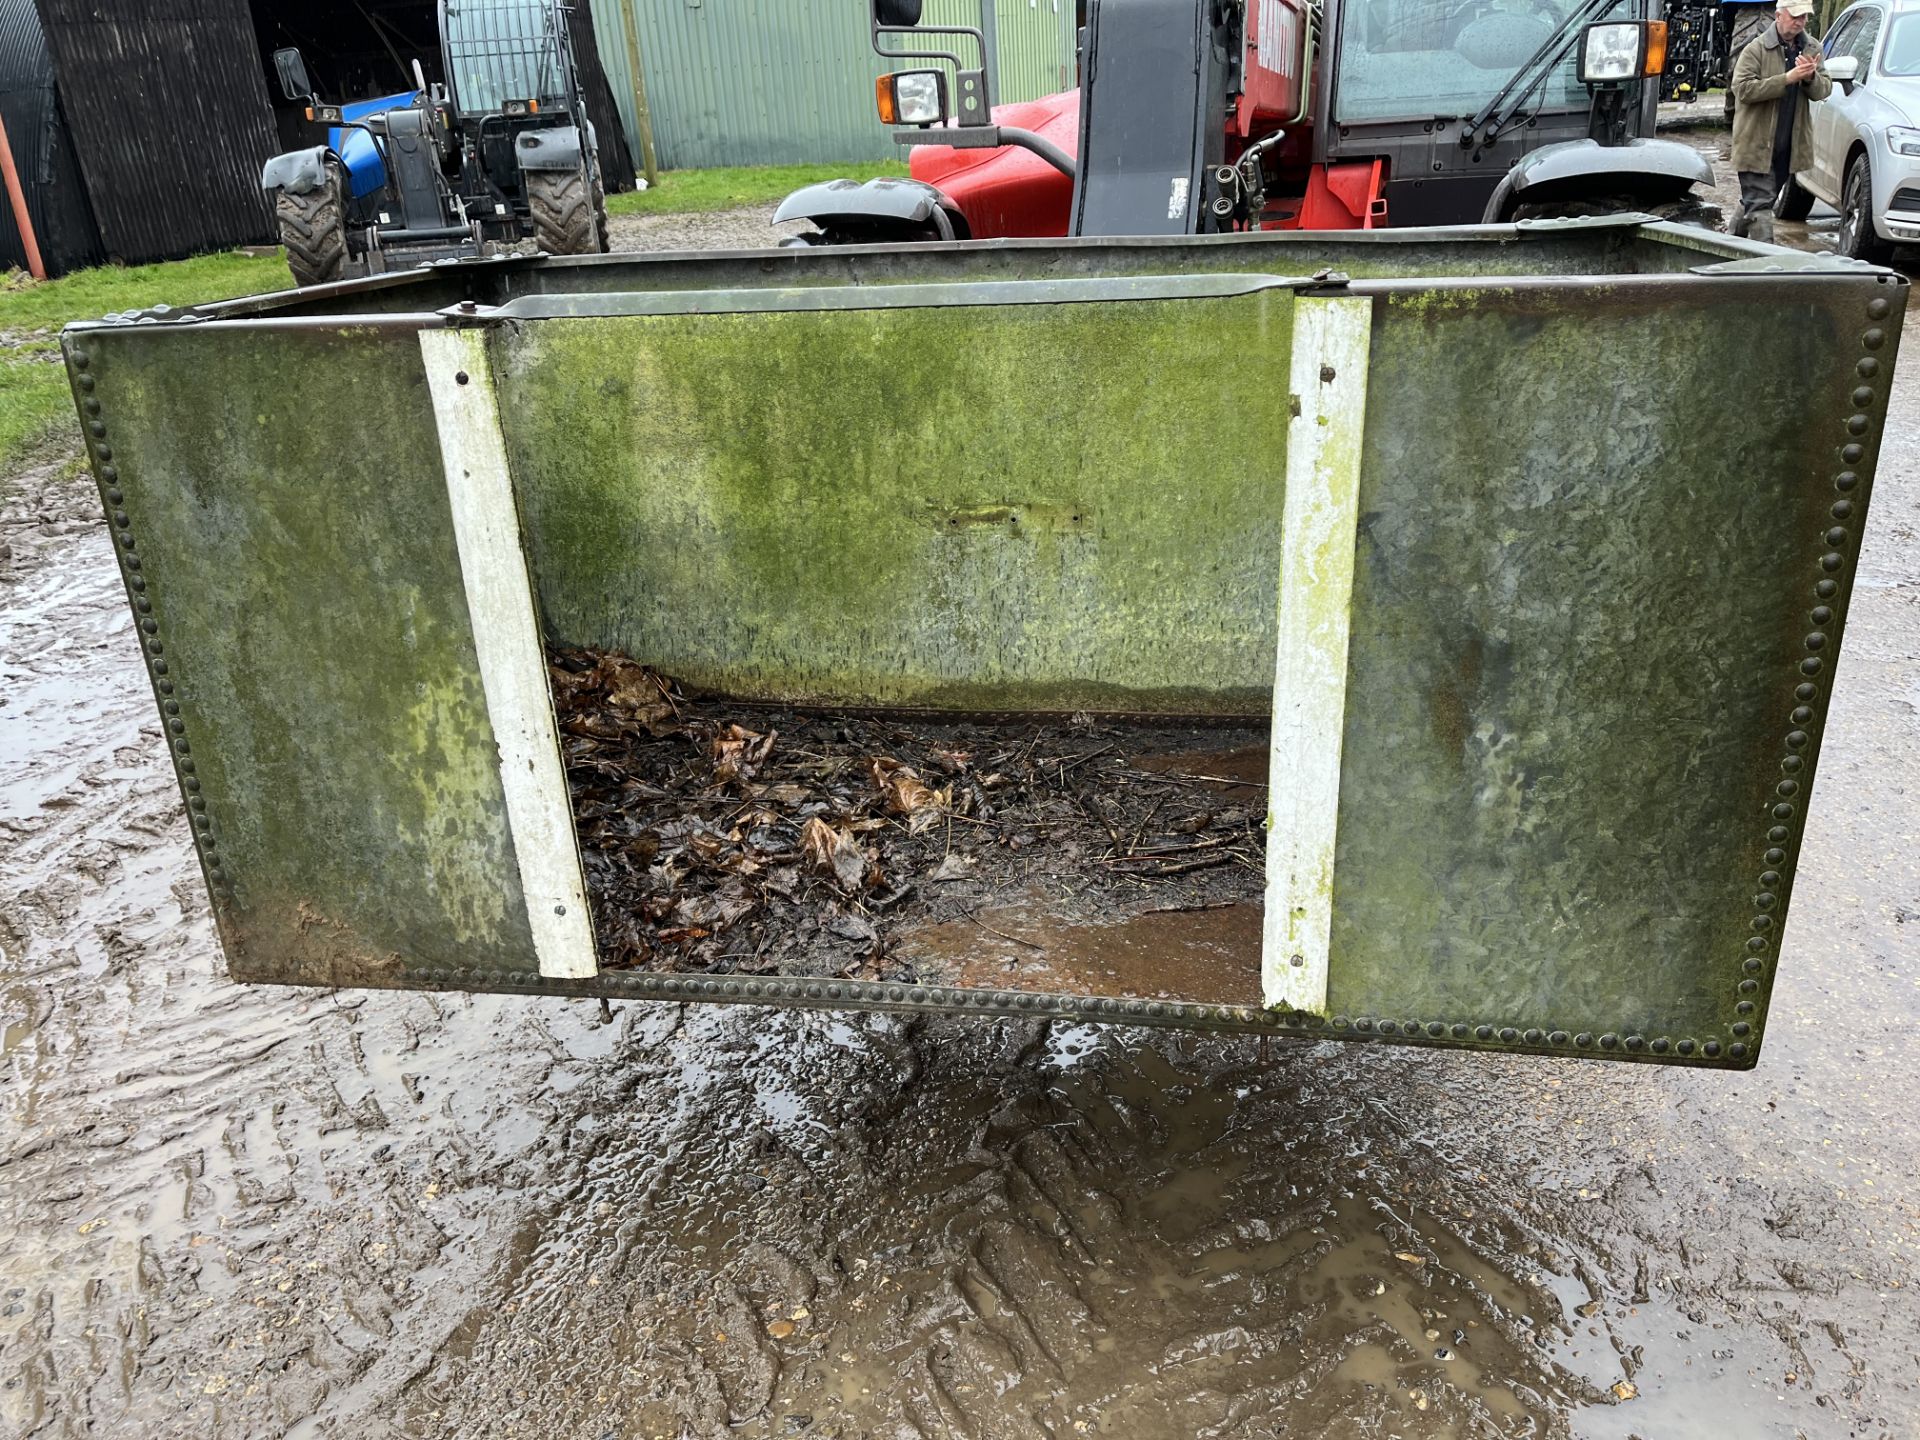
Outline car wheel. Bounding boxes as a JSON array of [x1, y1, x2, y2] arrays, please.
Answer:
[[1776, 172, 1816, 222], [1837, 153, 1894, 263]]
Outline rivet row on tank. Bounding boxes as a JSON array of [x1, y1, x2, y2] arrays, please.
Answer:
[[1725, 437, 1870, 1060], [85, 395, 219, 897]]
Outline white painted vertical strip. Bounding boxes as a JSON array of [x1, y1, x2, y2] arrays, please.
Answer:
[[420, 327, 598, 980], [1262, 295, 1372, 1014]]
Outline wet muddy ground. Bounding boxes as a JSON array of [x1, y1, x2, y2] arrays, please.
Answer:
[[3, 190, 1919, 1439]]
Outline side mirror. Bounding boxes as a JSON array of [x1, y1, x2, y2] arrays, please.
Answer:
[[274, 47, 313, 102], [874, 0, 923, 26], [1825, 54, 1860, 91]]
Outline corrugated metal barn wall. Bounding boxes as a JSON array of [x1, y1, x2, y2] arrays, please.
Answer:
[[586, 0, 1074, 170], [920, 0, 1075, 109], [35, 0, 279, 264], [0, 0, 102, 273]]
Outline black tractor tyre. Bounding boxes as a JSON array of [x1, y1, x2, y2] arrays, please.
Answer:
[[1838, 154, 1894, 263], [590, 155, 611, 253], [275, 165, 348, 288], [526, 165, 598, 256], [1776, 173, 1816, 222], [1512, 192, 1722, 230], [1644, 193, 1725, 231]]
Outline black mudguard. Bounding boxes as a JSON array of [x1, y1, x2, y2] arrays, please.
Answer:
[[516, 123, 588, 174], [1483, 137, 1716, 221], [772, 177, 969, 243], [260, 145, 333, 197]]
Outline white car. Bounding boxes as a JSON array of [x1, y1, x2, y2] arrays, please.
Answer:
[[1780, 0, 1920, 259]]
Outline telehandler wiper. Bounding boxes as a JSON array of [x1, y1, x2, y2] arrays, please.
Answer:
[[1459, 0, 1621, 152]]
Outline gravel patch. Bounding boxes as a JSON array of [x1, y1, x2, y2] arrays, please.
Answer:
[[608, 204, 809, 255]]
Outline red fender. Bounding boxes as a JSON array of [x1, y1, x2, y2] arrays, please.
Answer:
[[907, 91, 1079, 239]]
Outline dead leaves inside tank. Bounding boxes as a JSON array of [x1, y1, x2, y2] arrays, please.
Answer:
[[546, 646, 1269, 985]]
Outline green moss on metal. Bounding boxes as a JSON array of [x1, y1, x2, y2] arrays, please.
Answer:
[[494, 293, 1297, 713], [1326, 284, 1863, 1046], [84, 326, 536, 979]]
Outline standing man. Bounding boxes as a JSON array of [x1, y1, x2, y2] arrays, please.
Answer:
[[1731, 0, 1832, 242]]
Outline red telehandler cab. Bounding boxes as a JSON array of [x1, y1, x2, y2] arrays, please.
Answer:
[[777, 0, 1715, 242]]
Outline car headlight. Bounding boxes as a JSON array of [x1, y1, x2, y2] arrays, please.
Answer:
[[1888, 126, 1920, 157], [1580, 22, 1644, 83]]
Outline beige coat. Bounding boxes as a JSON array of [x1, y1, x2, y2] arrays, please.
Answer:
[[1731, 25, 1833, 176]]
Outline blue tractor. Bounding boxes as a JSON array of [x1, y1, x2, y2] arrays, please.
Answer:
[[261, 0, 607, 287], [1660, 0, 1781, 103]]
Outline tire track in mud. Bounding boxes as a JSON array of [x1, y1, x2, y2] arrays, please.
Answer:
[[4, 300, 1919, 1440], [384, 1010, 1631, 1439], [0, 457, 607, 1437]]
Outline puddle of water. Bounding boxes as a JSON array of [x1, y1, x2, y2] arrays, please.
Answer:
[[894, 897, 1264, 1006], [1127, 743, 1270, 803]]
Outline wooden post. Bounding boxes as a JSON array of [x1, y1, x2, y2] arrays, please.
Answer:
[[0, 109, 46, 280], [616, 0, 659, 186]]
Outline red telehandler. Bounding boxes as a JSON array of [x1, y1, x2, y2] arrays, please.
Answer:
[[777, 0, 1716, 242]]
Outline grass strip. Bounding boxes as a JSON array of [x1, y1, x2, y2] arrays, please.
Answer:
[[1, 252, 290, 468], [607, 161, 908, 218]]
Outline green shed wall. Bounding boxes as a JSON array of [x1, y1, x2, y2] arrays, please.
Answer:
[[586, 0, 1075, 170]]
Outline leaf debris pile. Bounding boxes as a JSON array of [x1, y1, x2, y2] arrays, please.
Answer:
[[549, 648, 1269, 984]]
